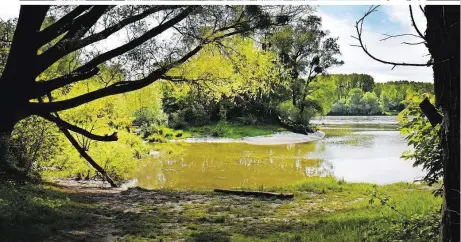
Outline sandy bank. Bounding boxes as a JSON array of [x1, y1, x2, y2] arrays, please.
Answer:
[[174, 131, 325, 145]]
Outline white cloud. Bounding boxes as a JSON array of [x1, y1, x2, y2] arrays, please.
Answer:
[[384, 5, 427, 34], [319, 6, 433, 83], [0, 3, 20, 20]]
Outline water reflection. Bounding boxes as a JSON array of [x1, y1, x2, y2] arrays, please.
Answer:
[[133, 116, 425, 189]]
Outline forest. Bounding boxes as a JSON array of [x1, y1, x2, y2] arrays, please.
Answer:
[[0, 4, 458, 242]]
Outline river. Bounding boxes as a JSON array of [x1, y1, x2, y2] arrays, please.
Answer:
[[132, 116, 425, 189]]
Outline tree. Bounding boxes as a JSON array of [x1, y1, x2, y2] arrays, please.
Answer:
[[353, 5, 459, 241], [361, 92, 381, 115], [346, 88, 364, 114], [267, 14, 344, 114], [0, 5, 308, 181]]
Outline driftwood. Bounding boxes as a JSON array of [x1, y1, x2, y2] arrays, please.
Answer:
[[213, 189, 294, 199]]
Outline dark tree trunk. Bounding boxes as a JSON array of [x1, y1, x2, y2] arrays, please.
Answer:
[[425, 6, 460, 242]]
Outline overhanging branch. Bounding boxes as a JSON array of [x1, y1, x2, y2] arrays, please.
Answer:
[[37, 6, 110, 75], [40, 113, 118, 142], [35, 6, 197, 92], [39, 6, 92, 45], [39, 6, 184, 73], [31, 67, 100, 99], [60, 126, 118, 187], [29, 44, 203, 113]]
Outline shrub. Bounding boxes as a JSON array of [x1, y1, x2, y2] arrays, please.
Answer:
[[330, 99, 349, 115], [398, 93, 443, 188], [8, 116, 61, 177], [276, 100, 315, 126]]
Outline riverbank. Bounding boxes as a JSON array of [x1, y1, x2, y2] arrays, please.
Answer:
[[0, 178, 440, 241], [174, 131, 325, 145], [182, 123, 288, 139]]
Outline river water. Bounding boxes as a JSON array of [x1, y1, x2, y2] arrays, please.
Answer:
[[133, 116, 425, 189]]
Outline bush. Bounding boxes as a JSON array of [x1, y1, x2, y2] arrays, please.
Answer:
[[276, 100, 315, 126], [133, 104, 168, 134], [234, 114, 259, 125], [8, 116, 61, 177], [398, 94, 443, 187], [330, 99, 348, 115]]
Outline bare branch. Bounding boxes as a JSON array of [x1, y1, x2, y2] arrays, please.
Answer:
[[409, 6, 426, 40], [419, 5, 426, 16], [40, 113, 118, 142], [380, 33, 423, 41], [352, 5, 442, 68], [402, 41, 426, 45]]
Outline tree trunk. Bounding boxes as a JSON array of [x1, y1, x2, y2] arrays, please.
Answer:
[[425, 6, 460, 242]]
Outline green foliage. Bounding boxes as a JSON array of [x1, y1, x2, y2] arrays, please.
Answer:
[[362, 92, 381, 115], [320, 74, 433, 115], [163, 36, 287, 127], [346, 88, 364, 113], [277, 100, 316, 126], [8, 116, 61, 177], [364, 186, 440, 241], [398, 93, 443, 187], [0, 18, 15, 74], [187, 123, 282, 139], [364, 212, 440, 242], [330, 99, 348, 114]]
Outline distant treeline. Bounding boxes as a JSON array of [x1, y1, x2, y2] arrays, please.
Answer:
[[321, 74, 433, 115]]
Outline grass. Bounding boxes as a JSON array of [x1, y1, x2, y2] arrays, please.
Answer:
[[0, 177, 441, 242], [184, 122, 287, 139]]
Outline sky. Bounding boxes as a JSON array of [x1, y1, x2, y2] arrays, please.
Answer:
[[318, 5, 432, 82], [0, 3, 433, 83]]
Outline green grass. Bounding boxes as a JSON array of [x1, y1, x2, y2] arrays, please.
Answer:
[[184, 122, 287, 139], [0, 177, 441, 241]]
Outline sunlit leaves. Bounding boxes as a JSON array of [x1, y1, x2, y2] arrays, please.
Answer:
[[398, 93, 442, 187]]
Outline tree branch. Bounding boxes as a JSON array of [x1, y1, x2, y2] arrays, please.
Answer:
[[29, 44, 203, 114], [30, 67, 100, 99], [37, 6, 110, 75], [380, 33, 423, 41], [36, 6, 197, 92], [40, 113, 118, 142], [402, 41, 426, 45], [409, 6, 426, 40], [39, 6, 183, 73], [39, 6, 92, 45], [352, 5, 440, 68], [60, 126, 118, 187]]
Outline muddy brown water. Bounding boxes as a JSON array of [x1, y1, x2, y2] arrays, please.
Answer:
[[131, 116, 424, 189]]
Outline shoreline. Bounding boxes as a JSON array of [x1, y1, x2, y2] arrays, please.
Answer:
[[172, 131, 325, 145]]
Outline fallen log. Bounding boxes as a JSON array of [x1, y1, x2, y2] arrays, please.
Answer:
[[213, 189, 294, 199]]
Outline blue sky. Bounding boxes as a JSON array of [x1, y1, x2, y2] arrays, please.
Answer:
[[0, 4, 433, 82]]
